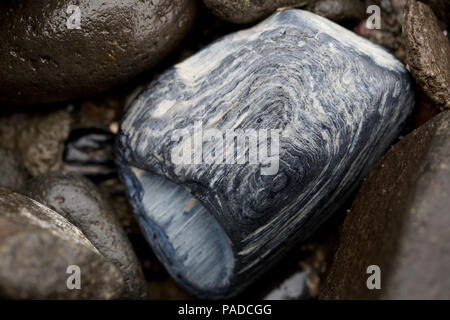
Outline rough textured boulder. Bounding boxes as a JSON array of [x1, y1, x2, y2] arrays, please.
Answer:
[[321, 111, 450, 299]]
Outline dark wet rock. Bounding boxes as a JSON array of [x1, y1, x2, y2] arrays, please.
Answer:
[[17, 110, 72, 176], [0, 109, 74, 178], [413, 86, 439, 128], [148, 278, 194, 300], [63, 128, 116, 180], [203, 0, 313, 24], [403, 0, 450, 110], [22, 173, 147, 299], [305, 0, 366, 23], [321, 111, 450, 299], [0, 0, 196, 106], [0, 148, 27, 191], [0, 187, 94, 254], [0, 187, 124, 299], [99, 178, 142, 235], [421, 0, 450, 25], [117, 9, 414, 298]]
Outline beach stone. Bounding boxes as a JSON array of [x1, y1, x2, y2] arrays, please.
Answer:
[[305, 0, 366, 23], [421, 0, 450, 25], [321, 111, 450, 299], [403, 0, 450, 110], [17, 110, 72, 177], [0, 187, 124, 299], [0, 0, 196, 106], [203, 0, 313, 24], [22, 173, 148, 299], [99, 178, 142, 235], [117, 9, 414, 298]]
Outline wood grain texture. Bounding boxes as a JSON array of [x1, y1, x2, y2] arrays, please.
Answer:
[[116, 9, 415, 298]]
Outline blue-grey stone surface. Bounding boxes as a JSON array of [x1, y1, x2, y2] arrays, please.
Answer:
[[116, 9, 415, 298]]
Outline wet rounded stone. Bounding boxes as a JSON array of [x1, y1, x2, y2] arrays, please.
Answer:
[[203, 0, 313, 24], [22, 173, 148, 299], [305, 0, 366, 23], [321, 111, 450, 299], [0, 188, 125, 299], [403, 0, 450, 110], [421, 0, 450, 25], [0, 0, 196, 106]]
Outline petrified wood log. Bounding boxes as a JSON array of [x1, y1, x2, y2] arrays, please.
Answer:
[[116, 9, 415, 298]]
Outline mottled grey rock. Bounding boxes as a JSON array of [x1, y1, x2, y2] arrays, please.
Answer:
[[403, 0, 450, 110], [0, 0, 196, 106], [22, 173, 148, 299], [321, 111, 450, 300], [17, 110, 72, 176], [203, 0, 313, 24], [0, 187, 125, 299], [117, 9, 415, 298], [0, 148, 27, 191]]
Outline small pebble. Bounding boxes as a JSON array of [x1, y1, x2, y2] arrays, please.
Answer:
[[403, 0, 450, 110]]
